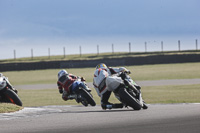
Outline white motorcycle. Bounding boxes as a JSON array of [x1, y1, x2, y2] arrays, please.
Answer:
[[105, 72, 148, 110], [0, 77, 22, 106]]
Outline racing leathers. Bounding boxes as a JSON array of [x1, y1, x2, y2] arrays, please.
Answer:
[[0, 74, 18, 94], [57, 74, 77, 101], [93, 67, 130, 109]]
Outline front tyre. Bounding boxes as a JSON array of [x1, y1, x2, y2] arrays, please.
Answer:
[[4, 89, 22, 106], [79, 89, 96, 106], [118, 88, 141, 110]]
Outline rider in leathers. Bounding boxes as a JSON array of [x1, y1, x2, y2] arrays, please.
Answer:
[[93, 63, 134, 110], [0, 73, 18, 94], [57, 69, 86, 101]]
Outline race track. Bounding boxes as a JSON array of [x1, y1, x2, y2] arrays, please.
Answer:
[[0, 104, 200, 133], [1, 79, 200, 132]]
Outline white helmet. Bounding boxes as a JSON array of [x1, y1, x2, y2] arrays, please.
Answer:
[[58, 69, 68, 78], [96, 63, 107, 70], [0, 77, 6, 90]]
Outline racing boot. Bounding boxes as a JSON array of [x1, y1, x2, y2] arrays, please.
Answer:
[[101, 103, 113, 110], [112, 103, 124, 109], [101, 103, 124, 110], [134, 85, 141, 90]]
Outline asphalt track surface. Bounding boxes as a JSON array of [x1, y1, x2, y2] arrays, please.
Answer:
[[0, 104, 200, 133]]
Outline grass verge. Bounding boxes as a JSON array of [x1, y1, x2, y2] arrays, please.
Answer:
[[17, 84, 200, 107], [1, 84, 199, 113], [0, 103, 23, 113], [1, 62, 200, 112], [142, 84, 200, 104], [17, 88, 100, 107]]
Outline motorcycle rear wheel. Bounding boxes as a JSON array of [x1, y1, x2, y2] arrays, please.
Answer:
[[118, 88, 141, 110], [79, 89, 96, 106], [3, 89, 22, 106]]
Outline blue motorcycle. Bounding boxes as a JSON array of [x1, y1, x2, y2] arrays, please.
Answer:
[[69, 80, 96, 107]]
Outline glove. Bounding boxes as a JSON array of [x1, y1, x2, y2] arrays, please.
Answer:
[[119, 67, 131, 74], [125, 70, 131, 74], [11, 87, 18, 94], [59, 89, 63, 94], [13, 88, 18, 94]]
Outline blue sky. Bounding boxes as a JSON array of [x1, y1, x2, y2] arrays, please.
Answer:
[[0, 0, 200, 59]]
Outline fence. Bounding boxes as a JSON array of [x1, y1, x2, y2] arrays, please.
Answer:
[[1, 54, 200, 72], [10, 39, 199, 60]]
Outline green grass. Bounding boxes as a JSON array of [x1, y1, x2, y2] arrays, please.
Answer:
[[3, 68, 94, 85], [16, 84, 200, 107], [1, 83, 200, 109], [109, 84, 200, 104], [3, 62, 200, 85], [142, 84, 200, 104], [127, 62, 200, 80], [1, 62, 200, 113], [17, 88, 100, 107], [0, 103, 23, 113]]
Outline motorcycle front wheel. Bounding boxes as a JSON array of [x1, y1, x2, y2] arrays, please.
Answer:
[[3, 89, 22, 106], [118, 88, 141, 110], [79, 89, 96, 106]]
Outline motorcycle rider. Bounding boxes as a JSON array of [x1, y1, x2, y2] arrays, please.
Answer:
[[0, 73, 18, 94], [57, 69, 86, 102], [93, 63, 137, 110]]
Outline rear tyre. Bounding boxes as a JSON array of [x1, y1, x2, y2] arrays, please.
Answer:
[[79, 89, 96, 106], [118, 88, 141, 110], [4, 89, 22, 106]]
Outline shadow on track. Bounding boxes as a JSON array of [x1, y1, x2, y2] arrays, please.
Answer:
[[59, 108, 140, 114]]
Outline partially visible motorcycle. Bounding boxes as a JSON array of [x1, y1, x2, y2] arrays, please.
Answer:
[[0, 77, 22, 106], [106, 72, 148, 110], [68, 78, 96, 107]]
